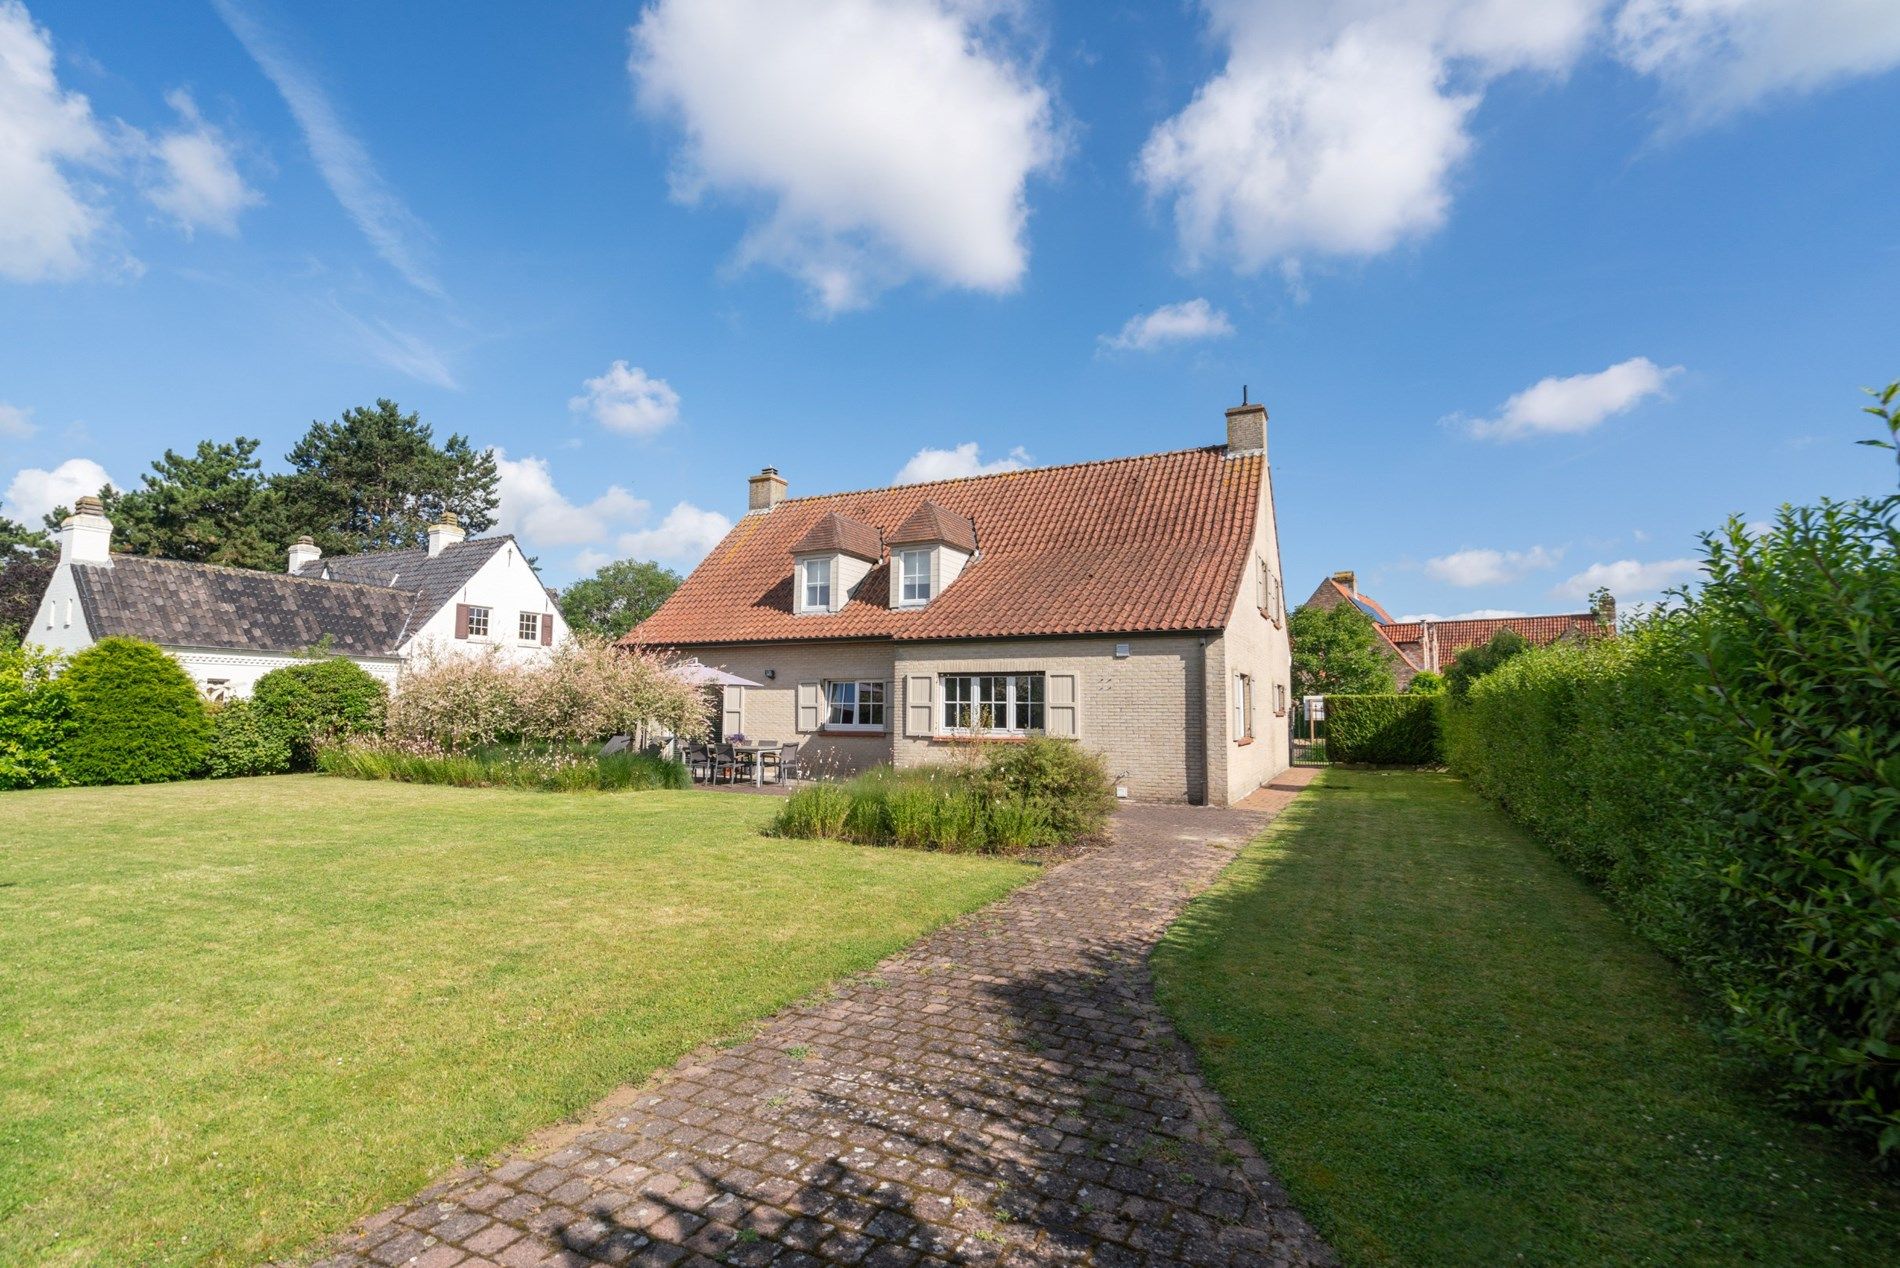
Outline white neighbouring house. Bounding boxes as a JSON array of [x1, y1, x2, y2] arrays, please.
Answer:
[[28, 498, 570, 698]]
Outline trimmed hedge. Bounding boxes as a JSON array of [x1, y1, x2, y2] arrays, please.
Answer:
[[1442, 487, 1898, 1158], [205, 699, 293, 778], [252, 658, 388, 769], [0, 640, 72, 789], [56, 637, 210, 785], [1324, 694, 1442, 765]]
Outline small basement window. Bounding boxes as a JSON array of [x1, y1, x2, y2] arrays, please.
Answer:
[[826, 680, 886, 729]]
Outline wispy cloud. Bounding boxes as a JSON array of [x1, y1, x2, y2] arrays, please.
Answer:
[[331, 301, 459, 389], [1426, 545, 1561, 587], [213, 0, 441, 297], [1099, 299, 1234, 353], [0, 402, 36, 440], [1458, 357, 1682, 441]]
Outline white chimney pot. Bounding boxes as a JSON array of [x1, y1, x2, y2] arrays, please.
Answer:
[[288, 536, 321, 574], [427, 512, 466, 557], [60, 495, 113, 565]]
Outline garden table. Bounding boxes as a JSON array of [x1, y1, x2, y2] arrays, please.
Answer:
[[731, 741, 777, 787]]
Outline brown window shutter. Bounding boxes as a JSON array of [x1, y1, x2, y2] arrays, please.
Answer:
[[540, 612, 552, 645], [455, 603, 470, 639]]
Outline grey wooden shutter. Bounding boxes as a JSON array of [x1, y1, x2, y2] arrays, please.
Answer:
[[1047, 672, 1079, 737], [454, 603, 470, 639], [796, 681, 822, 733], [905, 675, 934, 737], [721, 686, 744, 737]]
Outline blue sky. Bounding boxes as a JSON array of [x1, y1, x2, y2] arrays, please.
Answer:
[[2, 0, 1896, 617]]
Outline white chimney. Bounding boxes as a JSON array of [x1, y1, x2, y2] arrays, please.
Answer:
[[288, 535, 321, 574], [59, 495, 113, 565], [427, 511, 466, 557]]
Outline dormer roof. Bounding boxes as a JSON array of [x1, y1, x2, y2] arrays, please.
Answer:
[[886, 500, 977, 552], [789, 512, 882, 563]]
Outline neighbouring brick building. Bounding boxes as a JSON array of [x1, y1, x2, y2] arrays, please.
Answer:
[[626, 400, 1294, 805], [1301, 570, 1613, 690]]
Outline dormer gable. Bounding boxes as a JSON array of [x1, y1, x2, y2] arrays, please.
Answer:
[[789, 512, 881, 614], [886, 500, 976, 609]]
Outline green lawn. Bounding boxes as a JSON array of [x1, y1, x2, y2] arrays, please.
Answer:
[[0, 777, 1032, 1266], [1154, 768, 1896, 1266]]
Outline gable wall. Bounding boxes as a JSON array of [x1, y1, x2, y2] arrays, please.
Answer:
[[1207, 465, 1295, 804], [401, 540, 570, 662]]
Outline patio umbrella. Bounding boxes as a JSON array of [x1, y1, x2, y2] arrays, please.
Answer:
[[671, 659, 763, 688]]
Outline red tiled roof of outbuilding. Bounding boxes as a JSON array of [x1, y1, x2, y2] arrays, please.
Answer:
[[627, 446, 1262, 646]]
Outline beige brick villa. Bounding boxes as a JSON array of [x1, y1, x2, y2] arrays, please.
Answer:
[[625, 400, 1293, 805]]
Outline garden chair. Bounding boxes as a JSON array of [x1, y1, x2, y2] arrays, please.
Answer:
[[762, 742, 801, 784], [684, 743, 712, 782], [710, 743, 744, 784]]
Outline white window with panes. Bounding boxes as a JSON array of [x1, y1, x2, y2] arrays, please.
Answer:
[[801, 557, 831, 612], [898, 548, 931, 605], [940, 673, 1044, 734], [518, 611, 541, 642], [466, 605, 490, 638], [826, 680, 886, 730]]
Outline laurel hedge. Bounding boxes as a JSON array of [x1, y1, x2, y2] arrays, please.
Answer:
[[1323, 694, 1442, 765], [1442, 484, 1898, 1159]]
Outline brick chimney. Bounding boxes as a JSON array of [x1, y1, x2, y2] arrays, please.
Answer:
[[59, 495, 113, 565], [287, 535, 321, 574], [1332, 569, 1357, 595], [748, 466, 788, 513], [1224, 399, 1266, 455], [427, 511, 466, 557], [1594, 590, 1617, 628]]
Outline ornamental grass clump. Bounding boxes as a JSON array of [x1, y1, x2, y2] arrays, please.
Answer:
[[316, 740, 687, 791]]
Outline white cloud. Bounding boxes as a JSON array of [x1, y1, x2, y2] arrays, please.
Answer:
[[492, 449, 648, 549], [1426, 545, 1561, 586], [0, 0, 114, 281], [1613, 0, 1900, 123], [1463, 356, 1681, 440], [213, 0, 441, 295], [1397, 609, 1532, 621], [138, 89, 261, 236], [328, 302, 459, 389], [616, 501, 734, 566], [570, 361, 681, 437], [1559, 556, 1700, 599], [1100, 298, 1235, 353], [893, 441, 1033, 485], [0, 402, 35, 439], [3, 456, 114, 523], [630, 0, 1062, 312], [1138, 0, 1600, 273]]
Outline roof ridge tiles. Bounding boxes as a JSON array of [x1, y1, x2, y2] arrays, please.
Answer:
[[771, 444, 1228, 505]]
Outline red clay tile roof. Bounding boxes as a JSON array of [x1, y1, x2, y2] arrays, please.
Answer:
[[1328, 577, 1396, 623], [629, 446, 1262, 646], [887, 500, 977, 552], [790, 512, 882, 562], [1425, 615, 1608, 661]]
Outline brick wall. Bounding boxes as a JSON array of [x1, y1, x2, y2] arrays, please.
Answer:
[[672, 642, 896, 780]]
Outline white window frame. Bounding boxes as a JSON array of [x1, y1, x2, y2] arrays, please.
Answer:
[[939, 673, 1045, 735], [825, 679, 887, 731], [1234, 672, 1254, 741], [801, 557, 832, 612], [466, 605, 491, 639], [898, 548, 932, 606], [517, 611, 541, 642]]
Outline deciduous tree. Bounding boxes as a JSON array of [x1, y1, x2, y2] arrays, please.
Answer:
[[1289, 602, 1395, 698], [559, 558, 681, 639]]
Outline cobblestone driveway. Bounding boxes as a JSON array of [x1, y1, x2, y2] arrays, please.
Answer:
[[314, 771, 1329, 1268]]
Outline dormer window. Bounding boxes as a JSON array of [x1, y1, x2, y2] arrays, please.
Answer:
[[898, 548, 932, 605], [802, 557, 832, 610]]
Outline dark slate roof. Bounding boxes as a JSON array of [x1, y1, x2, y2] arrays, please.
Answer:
[[887, 500, 977, 552], [297, 536, 511, 620], [788, 513, 882, 563], [70, 556, 421, 657]]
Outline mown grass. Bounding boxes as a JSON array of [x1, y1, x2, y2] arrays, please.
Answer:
[[1154, 768, 1896, 1265], [0, 776, 1032, 1265]]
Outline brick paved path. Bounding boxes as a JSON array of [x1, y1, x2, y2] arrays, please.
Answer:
[[314, 771, 1329, 1268]]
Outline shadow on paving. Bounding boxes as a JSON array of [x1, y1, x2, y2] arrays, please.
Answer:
[[313, 798, 1330, 1268]]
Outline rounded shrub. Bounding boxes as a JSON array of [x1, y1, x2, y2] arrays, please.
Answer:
[[0, 639, 73, 790], [977, 736, 1115, 841], [204, 698, 293, 778], [57, 637, 210, 785], [252, 658, 388, 768]]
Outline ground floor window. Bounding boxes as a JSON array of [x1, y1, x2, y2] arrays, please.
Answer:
[[941, 673, 1044, 734], [827, 679, 886, 729]]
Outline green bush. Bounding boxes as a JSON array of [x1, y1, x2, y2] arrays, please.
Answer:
[[252, 658, 388, 768], [1406, 669, 1444, 695], [317, 741, 688, 792], [56, 638, 210, 785], [1442, 452, 1898, 1156], [1445, 628, 1530, 696], [204, 699, 293, 778], [1324, 694, 1442, 765], [0, 639, 72, 789], [975, 736, 1115, 840]]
